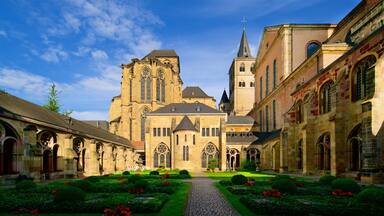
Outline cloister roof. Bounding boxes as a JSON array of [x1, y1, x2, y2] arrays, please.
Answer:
[[0, 91, 132, 148], [148, 103, 224, 115], [226, 116, 255, 125]]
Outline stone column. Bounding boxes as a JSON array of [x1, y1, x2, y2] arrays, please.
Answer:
[[220, 117, 227, 171], [84, 139, 99, 176], [103, 144, 113, 174], [279, 131, 288, 172]]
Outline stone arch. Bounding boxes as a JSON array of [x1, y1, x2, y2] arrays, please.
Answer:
[[226, 148, 240, 171], [347, 124, 362, 171], [37, 130, 58, 174], [247, 147, 260, 164], [73, 137, 85, 172], [201, 143, 219, 169], [316, 133, 331, 171], [96, 142, 104, 174], [153, 143, 170, 168], [0, 120, 21, 175], [112, 145, 118, 172]]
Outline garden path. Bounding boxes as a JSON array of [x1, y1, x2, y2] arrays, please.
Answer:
[[184, 176, 240, 216]]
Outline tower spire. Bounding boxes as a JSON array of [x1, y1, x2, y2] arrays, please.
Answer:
[[237, 29, 252, 58]]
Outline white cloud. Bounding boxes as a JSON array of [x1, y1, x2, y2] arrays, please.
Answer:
[[71, 111, 108, 120], [63, 13, 81, 32], [91, 49, 108, 60], [40, 46, 68, 63], [0, 30, 7, 37]]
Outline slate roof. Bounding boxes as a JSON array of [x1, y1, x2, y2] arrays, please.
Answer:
[[182, 86, 212, 99], [226, 132, 258, 144], [0, 91, 132, 148], [237, 30, 253, 58], [252, 129, 282, 145], [227, 116, 255, 125], [219, 90, 230, 104], [83, 120, 109, 131], [148, 103, 224, 115], [174, 116, 197, 132], [144, 50, 178, 59]]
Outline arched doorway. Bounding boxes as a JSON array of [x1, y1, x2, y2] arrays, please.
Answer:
[[1, 121, 20, 175], [226, 148, 240, 171], [317, 133, 331, 171], [43, 149, 52, 173], [3, 138, 16, 174], [201, 143, 219, 169], [52, 144, 59, 172], [347, 124, 362, 171]]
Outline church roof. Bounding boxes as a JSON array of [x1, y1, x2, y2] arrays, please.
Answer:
[[144, 50, 178, 59], [237, 30, 252, 58], [182, 86, 211, 98], [148, 103, 224, 115], [174, 116, 197, 132], [83, 120, 109, 131], [227, 116, 255, 125], [219, 90, 230, 104], [0, 91, 132, 148]]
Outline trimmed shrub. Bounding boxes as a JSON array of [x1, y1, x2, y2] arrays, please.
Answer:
[[150, 170, 160, 175], [53, 186, 85, 203], [16, 180, 36, 190], [356, 187, 384, 205], [85, 176, 101, 183], [272, 179, 297, 194], [179, 169, 189, 175], [123, 171, 130, 175], [331, 178, 361, 193], [319, 175, 337, 185], [72, 179, 93, 191], [273, 174, 292, 181], [134, 179, 149, 189], [231, 174, 248, 185]]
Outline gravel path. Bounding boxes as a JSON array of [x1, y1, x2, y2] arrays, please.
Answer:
[[185, 177, 240, 216]]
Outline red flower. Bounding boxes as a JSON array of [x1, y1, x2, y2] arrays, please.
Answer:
[[244, 182, 254, 186], [162, 181, 171, 186], [51, 189, 59, 194], [116, 177, 125, 180], [30, 209, 40, 215], [117, 181, 126, 185], [330, 190, 353, 197], [262, 190, 281, 198], [160, 177, 166, 180]]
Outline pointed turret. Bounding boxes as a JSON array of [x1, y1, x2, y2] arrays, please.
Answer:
[[219, 90, 230, 114], [237, 30, 252, 58], [219, 90, 230, 104]]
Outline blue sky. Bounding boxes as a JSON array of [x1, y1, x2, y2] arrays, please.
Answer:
[[0, 0, 360, 120]]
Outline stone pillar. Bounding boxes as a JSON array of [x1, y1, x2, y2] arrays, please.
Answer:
[[84, 139, 99, 176], [62, 134, 75, 177], [103, 144, 113, 174], [280, 131, 288, 172], [220, 117, 227, 171], [117, 146, 125, 172]]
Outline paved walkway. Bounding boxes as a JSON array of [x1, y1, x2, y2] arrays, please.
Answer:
[[184, 176, 240, 216]]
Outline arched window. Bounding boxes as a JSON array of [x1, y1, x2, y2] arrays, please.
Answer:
[[246, 148, 260, 164], [307, 42, 320, 58], [141, 108, 149, 141], [183, 146, 189, 161], [317, 133, 331, 170], [153, 143, 171, 168], [319, 81, 333, 114], [297, 140, 303, 169], [250, 82, 254, 87], [112, 146, 117, 172], [352, 55, 376, 101], [176, 135, 179, 145], [347, 124, 362, 171], [156, 69, 166, 102], [193, 135, 196, 144], [296, 100, 303, 123], [226, 148, 240, 170], [265, 105, 269, 132], [259, 76, 263, 100], [141, 69, 151, 102], [238, 82, 242, 87], [201, 143, 219, 169], [73, 137, 85, 172], [272, 100, 277, 130], [266, 66, 269, 95], [239, 63, 245, 72], [250, 63, 255, 73], [273, 59, 277, 89]]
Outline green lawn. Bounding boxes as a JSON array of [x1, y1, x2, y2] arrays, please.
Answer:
[[206, 171, 275, 180]]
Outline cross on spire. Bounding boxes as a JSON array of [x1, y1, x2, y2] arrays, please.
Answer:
[[241, 17, 247, 30]]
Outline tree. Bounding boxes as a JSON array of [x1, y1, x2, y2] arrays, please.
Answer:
[[43, 84, 60, 112], [43, 84, 72, 116]]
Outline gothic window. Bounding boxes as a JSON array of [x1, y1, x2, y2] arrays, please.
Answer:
[[96, 143, 104, 173], [183, 146, 189, 161], [317, 133, 331, 170], [259, 110, 263, 132], [73, 137, 85, 172], [153, 143, 171, 168], [347, 124, 362, 171], [307, 42, 320, 58], [201, 143, 219, 168], [266, 65, 269, 95], [141, 68, 151, 102], [240, 63, 245, 72], [320, 81, 333, 114], [141, 108, 149, 141], [246, 148, 260, 164], [129, 79, 133, 102], [352, 55, 376, 101], [272, 100, 276, 130], [156, 69, 166, 102], [226, 148, 240, 170], [273, 59, 277, 89]]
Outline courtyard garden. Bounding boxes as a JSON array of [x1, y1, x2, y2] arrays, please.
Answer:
[[0, 170, 191, 216], [212, 172, 384, 216]]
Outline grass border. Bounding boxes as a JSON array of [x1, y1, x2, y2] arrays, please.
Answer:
[[215, 182, 255, 216]]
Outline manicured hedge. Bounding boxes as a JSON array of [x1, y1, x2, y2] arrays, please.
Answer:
[[272, 179, 297, 194], [231, 174, 248, 185], [150, 171, 160, 175], [179, 170, 189, 175], [319, 175, 337, 185], [53, 186, 86, 203], [331, 178, 361, 193], [356, 187, 384, 205]]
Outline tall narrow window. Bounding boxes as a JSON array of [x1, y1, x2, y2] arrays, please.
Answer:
[[273, 100, 276, 130], [273, 59, 277, 89], [307, 42, 320, 58], [202, 128, 206, 136], [141, 109, 148, 141], [185, 134, 187, 142], [266, 66, 269, 95], [206, 128, 210, 136], [156, 78, 160, 101], [140, 77, 145, 101], [320, 82, 332, 114], [156, 70, 166, 102], [250, 63, 255, 73], [265, 105, 269, 132], [183, 146, 186, 160], [153, 128, 157, 136], [259, 77, 263, 100], [163, 128, 167, 137], [211, 128, 215, 136], [129, 79, 133, 102], [240, 63, 245, 72], [161, 79, 165, 102], [167, 128, 171, 136], [141, 69, 151, 102], [129, 119, 132, 140], [146, 78, 151, 101], [157, 128, 161, 136], [352, 55, 376, 101], [193, 135, 196, 144], [216, 128, 219, 136], [176, 135, 179, 145], [186, 146, 189, 160]]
